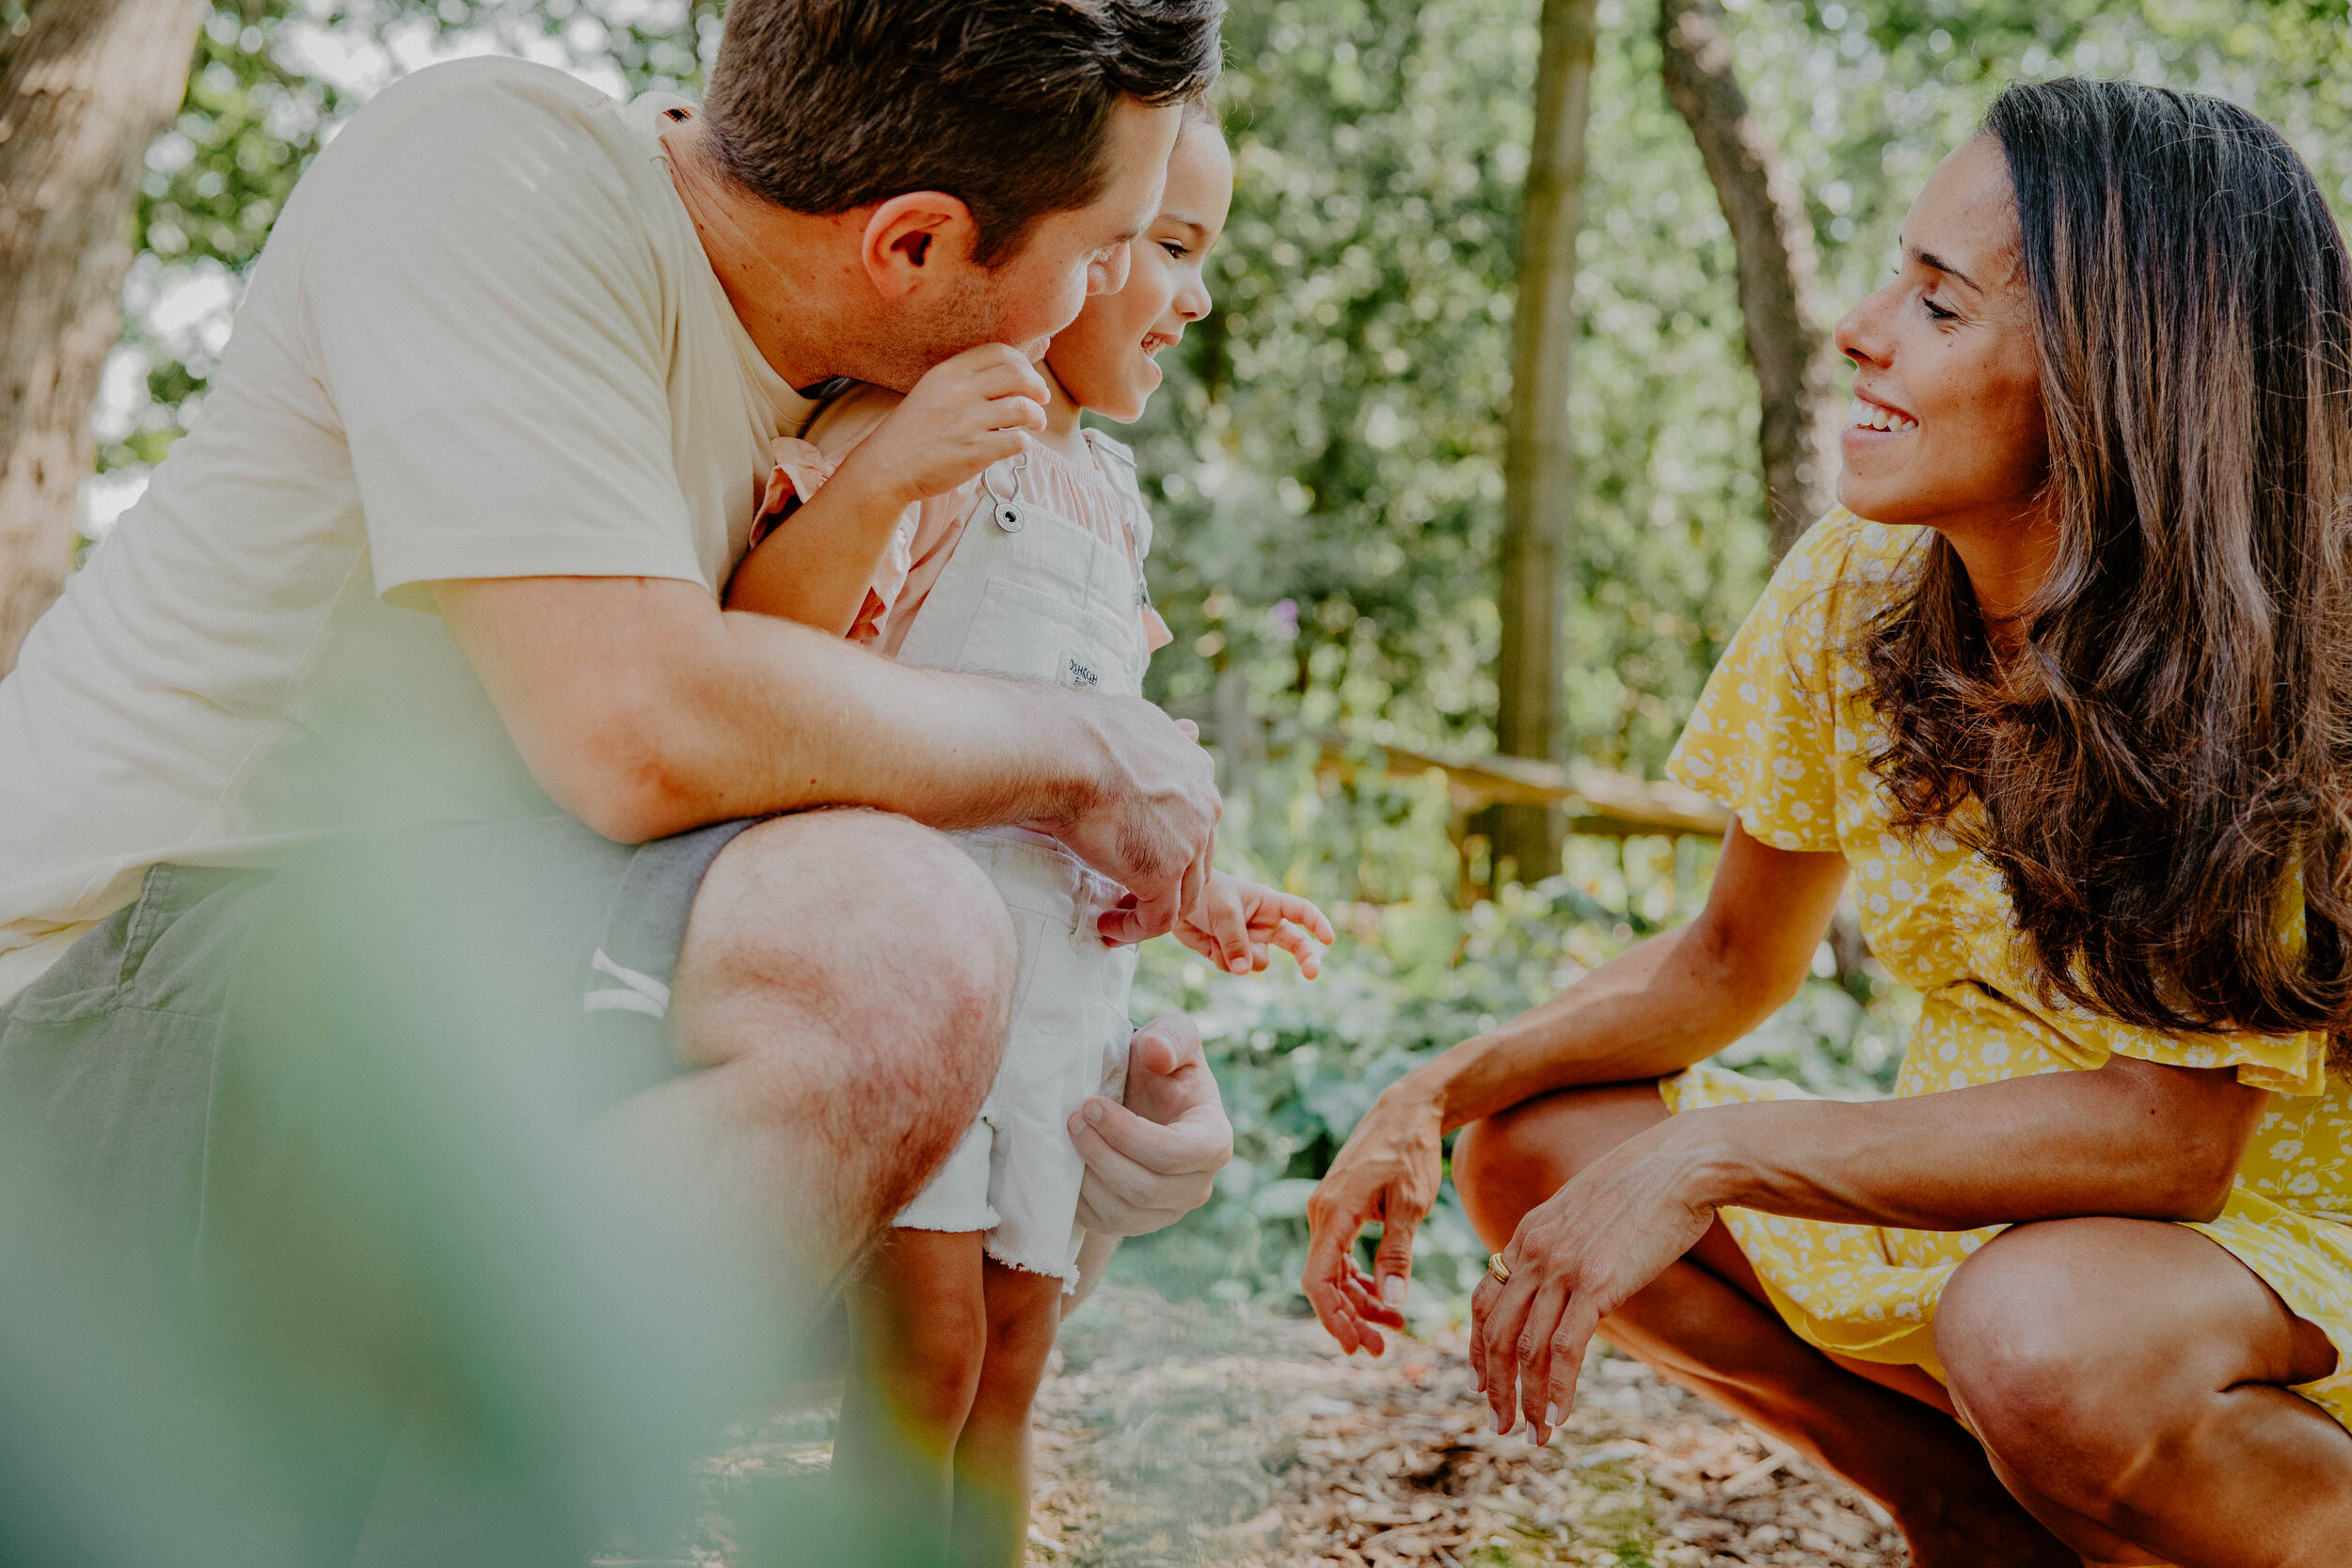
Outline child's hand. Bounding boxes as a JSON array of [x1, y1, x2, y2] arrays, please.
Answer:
[[834, 342, 1051, 508], [1173, 872, 1334, 978]]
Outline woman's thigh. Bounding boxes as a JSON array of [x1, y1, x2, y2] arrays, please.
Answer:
[[1936, 1217, 2350, 1563], [1939, 1216, 2339, 1435]]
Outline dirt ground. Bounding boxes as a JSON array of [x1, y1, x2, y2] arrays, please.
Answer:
[[678, 1287, 1906, 1568]]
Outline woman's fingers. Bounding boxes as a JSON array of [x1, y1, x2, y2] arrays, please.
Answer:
[[1513, 1276, 1575, 1444], [1339, 1261, 1403, 1331], [1539, 1295, 1604, 1441], [1474, 1267, 1543, 1432], [1301, 1204, 1370, 1354]]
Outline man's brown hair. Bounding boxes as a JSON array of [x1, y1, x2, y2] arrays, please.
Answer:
[[704, 0, 1225, 266]]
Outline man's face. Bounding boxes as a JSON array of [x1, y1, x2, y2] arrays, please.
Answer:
[[878, 98, 1183, 383]]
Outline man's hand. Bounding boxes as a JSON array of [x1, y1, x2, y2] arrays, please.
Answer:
[[1069, 1013, 1232, 1236], [830, 342, 1049, 509], [1043, 706, 1218, 942]]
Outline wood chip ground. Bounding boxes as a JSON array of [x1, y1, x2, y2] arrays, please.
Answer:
[[662, 1288, 1907, 1567]]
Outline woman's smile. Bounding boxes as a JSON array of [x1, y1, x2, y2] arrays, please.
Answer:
[[1845, 390, 1918, 437]]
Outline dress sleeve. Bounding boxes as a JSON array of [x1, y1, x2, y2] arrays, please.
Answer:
[[1665, 512, 1865, 853]]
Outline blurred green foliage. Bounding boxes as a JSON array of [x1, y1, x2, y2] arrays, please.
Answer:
[[90, 0, 2352, 1310]]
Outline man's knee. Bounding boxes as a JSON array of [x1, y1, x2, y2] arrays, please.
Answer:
[[678, 812, 1018, 1122]]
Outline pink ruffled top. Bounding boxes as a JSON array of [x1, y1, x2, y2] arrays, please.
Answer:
[[755, 384, 1173, 657]]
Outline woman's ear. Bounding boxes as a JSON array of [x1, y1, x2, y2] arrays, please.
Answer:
[[859, 193, 981, 298]]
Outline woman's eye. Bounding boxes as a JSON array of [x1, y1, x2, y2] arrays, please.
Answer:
[[1922, 296, 1959, 322]]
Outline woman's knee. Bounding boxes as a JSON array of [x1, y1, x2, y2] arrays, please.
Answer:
[[1937, 1223, 2178, 1511], [1454, 1081, 1669, 1245]]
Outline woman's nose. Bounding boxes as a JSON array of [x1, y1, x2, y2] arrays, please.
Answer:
[[1835, 286, 1896, 371]]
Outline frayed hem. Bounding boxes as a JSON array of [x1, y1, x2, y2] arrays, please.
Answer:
[[982, 1243, 1081, 1293]]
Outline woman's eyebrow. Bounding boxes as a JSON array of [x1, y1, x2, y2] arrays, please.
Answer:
[[1908, 243, 1984, 293]]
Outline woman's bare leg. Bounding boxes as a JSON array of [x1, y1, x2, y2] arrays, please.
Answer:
[[1939, 1216, 2352, 1567], [946, 1257, 1066, 1568], [834, 1228, 989, 1565], [1453, 1082, 2076, 1568]]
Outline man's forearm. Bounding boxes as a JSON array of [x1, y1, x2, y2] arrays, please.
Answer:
[[648, 607, 1104, 837], [1687, 1056, 2269, 1232], [435, 575, 1107, 843]]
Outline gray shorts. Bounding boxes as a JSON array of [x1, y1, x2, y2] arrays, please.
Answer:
[[0, 813, 753, 1294], [0, 812, 800, 1565]]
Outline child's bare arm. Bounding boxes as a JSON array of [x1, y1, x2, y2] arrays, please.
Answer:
[[724, 343, 1051, 633], [724, 451, 914, 635]]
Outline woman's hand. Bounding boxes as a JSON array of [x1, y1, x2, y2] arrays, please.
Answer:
[[1470, 1115, 1722, 1444], [1302, 1080, 1446, 1354]]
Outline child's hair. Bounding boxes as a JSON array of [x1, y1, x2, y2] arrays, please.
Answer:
[[1181, 95, 1222, 133]]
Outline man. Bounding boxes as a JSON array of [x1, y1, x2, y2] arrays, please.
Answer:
[[0, 0, 1229, 1556]]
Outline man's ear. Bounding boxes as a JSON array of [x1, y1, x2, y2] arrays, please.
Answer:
[[859, 192, 981, 298]]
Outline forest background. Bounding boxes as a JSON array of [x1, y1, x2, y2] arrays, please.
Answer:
[[8, 0, 2352, 1322]]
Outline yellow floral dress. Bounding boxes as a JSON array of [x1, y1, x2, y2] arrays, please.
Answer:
[[1661, 509, 2352, 1430]]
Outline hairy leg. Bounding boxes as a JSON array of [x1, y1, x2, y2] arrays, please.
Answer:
[[1939, 1216, 2351, 1567], [948, 1258, 1067, 1568], [834, 1227, 992, 1565], [1454, 1083, 2075, 1568], [595, 810, 1018, 1307]]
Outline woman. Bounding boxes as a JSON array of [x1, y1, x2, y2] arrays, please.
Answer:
[[1304, 80, 2352, 1568]]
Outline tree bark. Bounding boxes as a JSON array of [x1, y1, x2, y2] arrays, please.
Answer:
[[0, 0, 208, 676], [1488, 0, 1599, 885], [1659, 0, 1841, 559]]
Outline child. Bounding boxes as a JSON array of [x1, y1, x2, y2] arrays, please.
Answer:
[[726, 108, 1317, 1567]]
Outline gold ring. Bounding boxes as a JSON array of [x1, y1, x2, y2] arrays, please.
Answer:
[[1487, 1252, 1511, 1284]]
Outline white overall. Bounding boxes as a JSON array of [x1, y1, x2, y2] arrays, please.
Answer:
[[891, 435, 1156, 1288]]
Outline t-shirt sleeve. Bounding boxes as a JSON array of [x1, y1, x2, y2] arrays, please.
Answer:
[[1664, 512, 1859, 853], [296, 65, 704, 604]]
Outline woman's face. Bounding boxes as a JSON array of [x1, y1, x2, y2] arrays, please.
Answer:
[[1045, 119, 1233, 422], [1833, 135, 2049, 542]]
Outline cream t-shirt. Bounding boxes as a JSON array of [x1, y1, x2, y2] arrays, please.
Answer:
[[0, 58, 809, 1002]]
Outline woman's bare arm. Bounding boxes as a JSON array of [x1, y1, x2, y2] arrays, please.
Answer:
[[1300, 822, 1849, 1351], [1698, 1053, 2266, 1231], [1470, 1054, 2270, 1440]]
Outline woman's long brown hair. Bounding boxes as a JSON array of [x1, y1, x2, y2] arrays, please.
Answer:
[[1861, 79, 2352, 1049]]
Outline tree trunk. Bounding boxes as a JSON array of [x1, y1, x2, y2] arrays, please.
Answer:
[[1659, 0, 1841, 559], [0, 0, 207, 676], [1488, 0, 1599, 886]]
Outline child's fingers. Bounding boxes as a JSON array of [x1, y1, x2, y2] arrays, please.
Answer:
[[1273, 893, 1335, 944], [981, 394, 1047, 435], [1196, 882, 1252, 974], [1268, 920, 1325, 977]]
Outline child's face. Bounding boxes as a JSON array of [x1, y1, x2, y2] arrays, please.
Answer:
[[1044, 118, 1233, 423]]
